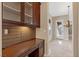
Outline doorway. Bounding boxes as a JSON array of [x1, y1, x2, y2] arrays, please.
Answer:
[[47, 2, 73, 57]]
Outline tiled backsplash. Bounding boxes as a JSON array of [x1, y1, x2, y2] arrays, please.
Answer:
[[2, 23, 36, 48]]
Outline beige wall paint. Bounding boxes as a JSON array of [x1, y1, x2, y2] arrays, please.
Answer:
[[68, 2, 79, 57], [73, 2, 79, 57], [72, 3, 78, 57], [78, 2, 79, 57], [36, 3, 49, 56], [0, 2, 2, 56]]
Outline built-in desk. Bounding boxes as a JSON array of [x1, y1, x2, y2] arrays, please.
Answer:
[[2, 38, 44, 57]]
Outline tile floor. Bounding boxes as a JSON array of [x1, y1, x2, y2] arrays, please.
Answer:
[[47, 39, 73, 57]]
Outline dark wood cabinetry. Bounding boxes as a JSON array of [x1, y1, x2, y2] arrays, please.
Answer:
[[2, 3, 21, 22], [2, 2, 40, 27], [2, 39, 44, 57], [33, 3, 40, 27], [2, 2, 43, 57]]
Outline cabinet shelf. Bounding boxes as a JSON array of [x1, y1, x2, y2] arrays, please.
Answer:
[[25, 13, 32, 17], [3, 18, 35, 28], [3, 4, 20, 15], [25, 2, 32, 7], [3, 4, 32, 18], [3, 18, 22, 25]]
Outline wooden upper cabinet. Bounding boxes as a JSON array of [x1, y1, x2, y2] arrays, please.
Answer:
[[3, 2, 21, 22], [23, 2, 33, 25], [33, 2, 40, 27], [22, 2, 40, 27], [2, 2, 25, 26], [3, 2, 40, 27]]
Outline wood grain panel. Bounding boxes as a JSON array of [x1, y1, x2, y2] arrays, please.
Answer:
[[33, 2, 40, 27], [2, 22, 36, 48]]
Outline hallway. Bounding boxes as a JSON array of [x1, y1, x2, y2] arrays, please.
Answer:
[[47, 39, 73, 57]]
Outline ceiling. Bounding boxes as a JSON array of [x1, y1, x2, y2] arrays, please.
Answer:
[[48, 2, 72, 17]]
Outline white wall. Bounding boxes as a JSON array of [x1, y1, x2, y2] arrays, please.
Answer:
[[0, 2, 2, 56]]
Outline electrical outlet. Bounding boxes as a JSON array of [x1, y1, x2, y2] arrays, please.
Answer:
[[4, 29, 8, 35]]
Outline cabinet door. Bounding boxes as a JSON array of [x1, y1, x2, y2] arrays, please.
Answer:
[[3, 2, 21, 22], [23, 2, 33, 25], [33, 2, 40, 27]]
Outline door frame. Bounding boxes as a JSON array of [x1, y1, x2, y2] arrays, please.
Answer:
[[72, 2, 79, 57]]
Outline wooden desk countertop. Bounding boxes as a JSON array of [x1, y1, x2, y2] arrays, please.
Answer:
[[2, 38, 44, 57]]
